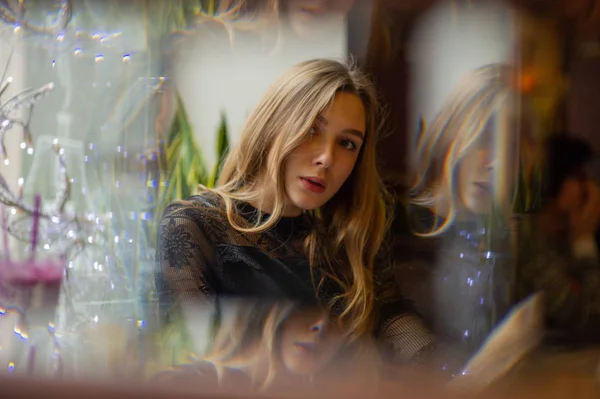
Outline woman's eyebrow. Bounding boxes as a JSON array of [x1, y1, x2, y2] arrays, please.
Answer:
[[317, 115, 365, 140]]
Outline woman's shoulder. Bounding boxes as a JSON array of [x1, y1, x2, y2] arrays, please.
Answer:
[[159, 191, 233, 243], [163, 190, 226, 221]]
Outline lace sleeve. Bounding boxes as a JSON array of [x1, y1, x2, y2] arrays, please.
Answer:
[[373, 241, 437, 363], [155, 203, 218, 321]]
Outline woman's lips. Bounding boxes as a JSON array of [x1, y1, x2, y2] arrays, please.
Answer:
[[473, 182, 492, 196], [294, 342, 320, 355], [301, 177, 326, 193]]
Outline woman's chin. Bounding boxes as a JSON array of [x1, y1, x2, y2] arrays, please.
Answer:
[[463, 198, 492, 216], [283, 359, 323, 376]]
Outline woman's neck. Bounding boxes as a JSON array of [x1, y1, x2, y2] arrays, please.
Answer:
[[248, 186, 302, 217]]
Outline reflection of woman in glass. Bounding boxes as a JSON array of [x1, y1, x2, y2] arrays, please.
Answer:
[[156, 59, 433, 365], [155, 300, 378, 392], [398, 64, 517, 362]]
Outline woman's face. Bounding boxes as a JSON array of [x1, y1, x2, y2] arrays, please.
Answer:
[[456, 130, 495, 215], [278, 308, 345, 375], [288, 0, 357, 37], [282, 92, 365, 216], [556, 176, 587, 213]]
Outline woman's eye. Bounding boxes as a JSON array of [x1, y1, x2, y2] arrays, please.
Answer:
[[341, 139, 357, 151], [308, 126, 318, 137]]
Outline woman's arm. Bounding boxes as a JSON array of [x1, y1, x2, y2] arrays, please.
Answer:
[[373, 244, 437, 364], [155, 202, 218, 321]]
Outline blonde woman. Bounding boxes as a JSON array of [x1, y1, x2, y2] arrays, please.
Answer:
[[156, 59, 434, 366], [397, 64, 519, 367], [154, 299, 380, 394]]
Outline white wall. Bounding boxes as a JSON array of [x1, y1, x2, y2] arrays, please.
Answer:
[[408, 1, 516, 130], [172, 14, 348, 167]]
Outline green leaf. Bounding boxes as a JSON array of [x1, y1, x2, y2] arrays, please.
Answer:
[[216, 112, 230, 159], [208, 112, 230, 187], [148, 92, 231, 248], [152, 93, 207, 225]]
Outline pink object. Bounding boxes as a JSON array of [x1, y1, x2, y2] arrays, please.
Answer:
[[0, 259, 64, 313], [0, 198, 64, 378], [1, 204, 8, 262], [0, 195, 64, 286], [30, 195, 41, 258], [0, 259, 64, 286]]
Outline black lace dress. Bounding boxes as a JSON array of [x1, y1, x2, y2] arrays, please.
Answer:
[[155, 191, 435, 361]]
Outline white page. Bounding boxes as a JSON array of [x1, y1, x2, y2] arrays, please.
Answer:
[[449, 293, 545, 392]]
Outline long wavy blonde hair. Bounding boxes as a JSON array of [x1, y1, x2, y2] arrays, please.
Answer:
[[150, 300, 378, 391], [204, 300, 297, 389], [204, 300, 379, 391], [408, 63, 519, 237], [207, 59, 390, 340]]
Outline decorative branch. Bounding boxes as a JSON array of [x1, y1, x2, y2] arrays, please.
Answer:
[[170, 0, 280, 48], [0, 50, 78, 259], [0, 0, 72, 35], [0, 51, 54, 161], [0, 143, 69, 217], [0, 49, 66, 217]]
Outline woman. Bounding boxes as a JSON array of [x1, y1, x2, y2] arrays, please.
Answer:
[[154, 299, 379, 393], [156, 59, 434, 364], [398, 63, 520, 365]]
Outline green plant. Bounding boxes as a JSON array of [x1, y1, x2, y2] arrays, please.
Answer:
[[208, 112, 230, 188], [159, 94, 209, 204], [512, 161, 543, 215], [148, 94, 230, 248]]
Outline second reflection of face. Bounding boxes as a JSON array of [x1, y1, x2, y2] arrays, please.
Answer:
[[278, 308, 345, 376], [457, 129, 495, 215]]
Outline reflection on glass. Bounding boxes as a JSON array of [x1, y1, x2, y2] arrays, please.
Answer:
[[152, 298, 379, 393], [403, 64, 518, 367]]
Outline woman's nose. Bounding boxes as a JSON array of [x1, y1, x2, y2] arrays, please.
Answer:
[[310, 318, 326, 335], [479, 149, 495, 171], [313, 142, 335, 169]]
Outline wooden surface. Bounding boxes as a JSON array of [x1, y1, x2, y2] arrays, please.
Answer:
[[0, 348, 598, 398], [484, 347, 600, 398]]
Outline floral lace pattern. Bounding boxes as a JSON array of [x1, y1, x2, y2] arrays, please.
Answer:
[[159, 218, 201, 271]]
